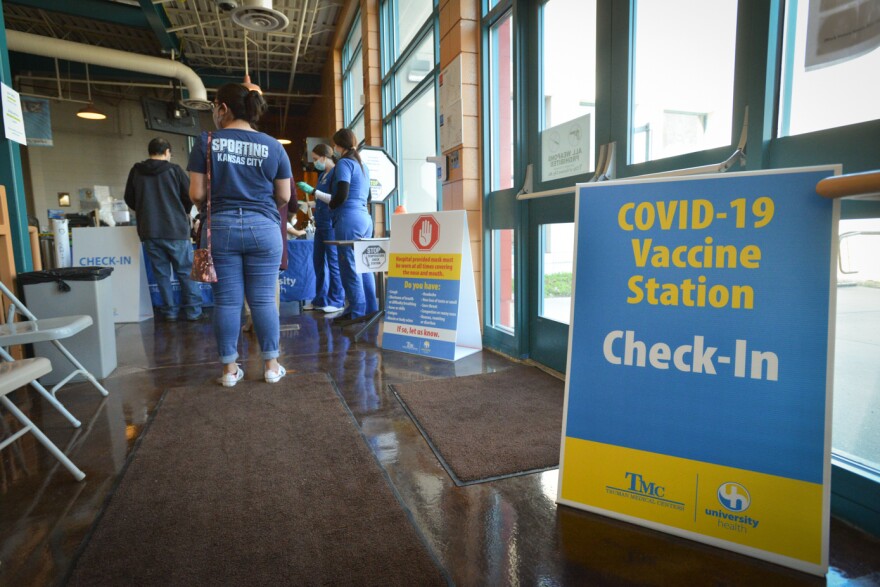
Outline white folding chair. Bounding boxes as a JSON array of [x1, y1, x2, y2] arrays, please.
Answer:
[[0, 357, 85, 480], [0, 280, 109, 429]]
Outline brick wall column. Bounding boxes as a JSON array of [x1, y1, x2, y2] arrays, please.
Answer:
[[359, 0, 383, 147], [439, 0, 482, 322]]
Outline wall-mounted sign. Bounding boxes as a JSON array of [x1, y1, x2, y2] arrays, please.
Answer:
[[558, 167, 839, 576], [1, 83, 26, 145], [358, 146, 397, 202], [22, 97, 52, 147], [541, 113, 591, 182], [439, 54, 463, 153]]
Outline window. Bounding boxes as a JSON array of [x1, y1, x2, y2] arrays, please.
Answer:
[[342, 13, 365, 137], [395, 34, 434, 102], [398, 89, 438, 213], [489, 11, 514, 190], [779, 0, 880, 136], [381, 0, 438, 213], [397, 0, 433, 58], [491, 229, 515, 332], [539, 223, 574, 325], [541, 0, 596, 174], [834, 218, 880, 473], [631, 0, 737, 163]]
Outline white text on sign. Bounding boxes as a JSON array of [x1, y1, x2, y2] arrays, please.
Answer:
[[602, 330, 779, 381]]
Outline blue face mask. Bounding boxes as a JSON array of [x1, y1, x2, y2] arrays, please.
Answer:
[[314, 160, 326, 171]]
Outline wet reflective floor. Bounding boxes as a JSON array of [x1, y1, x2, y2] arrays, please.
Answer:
[[1, 311, 879, 586]]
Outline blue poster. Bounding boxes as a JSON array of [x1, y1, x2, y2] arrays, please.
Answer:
[[558, 167, 838, 575], [22, 97, 52, 147]]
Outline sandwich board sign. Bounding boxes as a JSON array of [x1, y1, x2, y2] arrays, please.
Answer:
[[558, 166, 839, 576], [382, 211, 481, 360]]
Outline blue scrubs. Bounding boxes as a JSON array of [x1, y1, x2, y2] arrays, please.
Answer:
[[312, 168, 345, 309], [331, 157, 378, 318]]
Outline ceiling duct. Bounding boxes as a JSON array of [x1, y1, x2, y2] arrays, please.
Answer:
[[232, 0, 290, 32], [5, 29, 212, 110]]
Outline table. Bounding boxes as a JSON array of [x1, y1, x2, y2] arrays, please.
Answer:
[[143, 240, 317, 308]]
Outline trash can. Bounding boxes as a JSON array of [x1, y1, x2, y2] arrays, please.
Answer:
[[17, 267, 116, 384]]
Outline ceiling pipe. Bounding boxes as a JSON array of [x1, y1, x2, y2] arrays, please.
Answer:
[[5, 29, 212, 110]]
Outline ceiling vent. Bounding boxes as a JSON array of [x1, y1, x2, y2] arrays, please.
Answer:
[[231, 0, 289, 32]]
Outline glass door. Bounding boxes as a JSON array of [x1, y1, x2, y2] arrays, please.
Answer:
[[528, 197, 575, 373]]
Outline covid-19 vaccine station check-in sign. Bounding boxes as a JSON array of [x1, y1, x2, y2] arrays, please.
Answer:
[[558, 167, 839, 576]]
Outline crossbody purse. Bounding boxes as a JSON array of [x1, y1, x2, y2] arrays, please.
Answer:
[[190, 132, 218, 283]]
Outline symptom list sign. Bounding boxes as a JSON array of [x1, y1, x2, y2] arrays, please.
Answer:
[[382, 211, 481, 361], [558, 167, 839, 576]]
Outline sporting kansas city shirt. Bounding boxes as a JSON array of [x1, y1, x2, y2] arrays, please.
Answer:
[[188, 128, 292, 222]]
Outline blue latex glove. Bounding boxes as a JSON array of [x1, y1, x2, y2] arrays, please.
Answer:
[[296, 181, 315, 195]]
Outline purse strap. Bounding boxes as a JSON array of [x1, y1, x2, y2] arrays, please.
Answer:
[[205, 131, 212, 253]]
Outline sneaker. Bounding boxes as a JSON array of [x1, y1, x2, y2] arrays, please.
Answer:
[[322, 305, 344, 313], [218, 367, 244, 388], [264, 364, 287, 384], [185, 312, 206, 322], [303, 302, 316, 310]]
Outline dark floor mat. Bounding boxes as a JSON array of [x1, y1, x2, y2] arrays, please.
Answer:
[[66, 373, 448, 586], [391, 366, 564, 485]]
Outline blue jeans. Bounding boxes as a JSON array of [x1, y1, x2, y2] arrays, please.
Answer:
[[143, 238, 202, 320], [206, 209, 282, 363], [334, 207, 378, 318], [312, 225, 345, 309]]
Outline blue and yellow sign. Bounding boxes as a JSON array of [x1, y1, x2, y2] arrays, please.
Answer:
[[558, 167, 838, 576], [382, 211, 482, 361]]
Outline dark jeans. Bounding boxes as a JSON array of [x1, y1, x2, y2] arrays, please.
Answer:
[[143, 238, 202, 320]]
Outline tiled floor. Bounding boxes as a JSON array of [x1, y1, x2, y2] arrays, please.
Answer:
[[1, 311, 879, 586]]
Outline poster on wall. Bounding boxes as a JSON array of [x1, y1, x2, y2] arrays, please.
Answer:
[[541, 113, 591, 182], [805, 0, 880, 70], [1, 83, 26, 145], [382, 211, 481, 361], [22, 97, 53, 147], [558, 167, 839, 576], [439, 54, 463, 153]]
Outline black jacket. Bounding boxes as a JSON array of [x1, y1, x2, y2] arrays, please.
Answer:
[[123, 159, 192, 241]]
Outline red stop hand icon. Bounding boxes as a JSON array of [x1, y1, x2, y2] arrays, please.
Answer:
[[412, 215, 440, 251]]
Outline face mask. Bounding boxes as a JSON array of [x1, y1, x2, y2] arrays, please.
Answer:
[[314, 160, 326, 171], [334, 147, 344, 158]]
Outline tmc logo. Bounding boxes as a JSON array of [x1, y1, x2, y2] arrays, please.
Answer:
[[625, 472, 665, 497], [717, 482, 751, 512]]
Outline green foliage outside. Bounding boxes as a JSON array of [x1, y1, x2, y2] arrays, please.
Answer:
[[544, 272, 572, 297]]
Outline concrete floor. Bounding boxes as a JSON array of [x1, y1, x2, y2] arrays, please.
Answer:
[[1, 310, 879, 586]]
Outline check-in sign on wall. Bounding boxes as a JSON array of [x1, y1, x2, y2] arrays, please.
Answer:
[[558, 167, 839, 576]]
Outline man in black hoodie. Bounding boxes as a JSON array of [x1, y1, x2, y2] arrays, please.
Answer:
[[124, 138, 203, 321]]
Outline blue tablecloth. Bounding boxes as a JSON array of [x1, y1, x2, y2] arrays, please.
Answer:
[[144, 240, 316, 307], [280, 239, 316, 302]]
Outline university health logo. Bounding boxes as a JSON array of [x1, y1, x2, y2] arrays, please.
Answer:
[[717, 482, 751, 512]]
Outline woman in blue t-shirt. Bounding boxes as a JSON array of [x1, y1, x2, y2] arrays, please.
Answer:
[[296, 144, 345, 313], [188, 83, 292, 387], [303, 129, 377, 319]]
